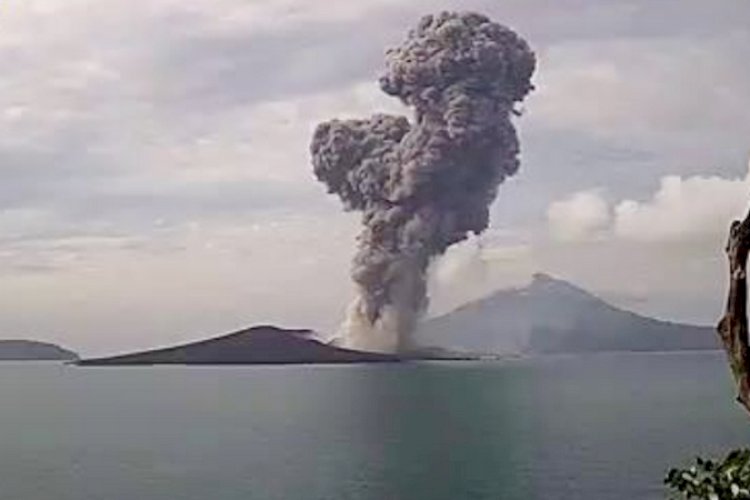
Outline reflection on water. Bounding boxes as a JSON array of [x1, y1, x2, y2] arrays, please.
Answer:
[[0, 352, 747, 500]]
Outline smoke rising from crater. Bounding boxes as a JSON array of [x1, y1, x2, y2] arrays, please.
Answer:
[[311, 11, 535, 353]]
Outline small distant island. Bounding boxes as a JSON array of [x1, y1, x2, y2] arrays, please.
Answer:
[[0, 340, 79, 361], [76, 326, 406, 366]]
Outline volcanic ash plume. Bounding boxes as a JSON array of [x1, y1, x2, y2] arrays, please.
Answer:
[[311, 12, 535, 353]]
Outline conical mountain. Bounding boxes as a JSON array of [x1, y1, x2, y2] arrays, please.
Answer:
[[416, 274, 717, 354]]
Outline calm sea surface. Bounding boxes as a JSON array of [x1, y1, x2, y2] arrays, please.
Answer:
[[1, 352, 748, 500]]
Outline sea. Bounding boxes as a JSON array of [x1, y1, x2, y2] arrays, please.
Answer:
[[1, 351, 748, 500]]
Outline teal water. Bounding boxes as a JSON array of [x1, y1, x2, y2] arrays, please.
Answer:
[[1, 352, 748, 500]]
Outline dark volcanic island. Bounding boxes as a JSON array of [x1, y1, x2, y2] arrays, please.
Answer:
[[76, 326, 403, 366], [0, 340, 78, 361]]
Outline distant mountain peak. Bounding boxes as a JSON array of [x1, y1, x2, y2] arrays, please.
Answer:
[[417, 274, 717, 355], [527, 272, 596, 300], [531, 272, 557, 283], [530, 272, 582, 289]]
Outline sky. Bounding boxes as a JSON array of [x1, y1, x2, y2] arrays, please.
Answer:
[[0, 0, 749, 355]]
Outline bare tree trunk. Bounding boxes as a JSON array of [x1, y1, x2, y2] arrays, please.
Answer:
[[718, 210, 750, 415]]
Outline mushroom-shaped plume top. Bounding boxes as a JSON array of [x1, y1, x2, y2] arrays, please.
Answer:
[[378, 12, 535, 107]]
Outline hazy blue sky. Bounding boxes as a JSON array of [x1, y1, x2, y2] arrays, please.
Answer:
[[1, 0, 749, 354]]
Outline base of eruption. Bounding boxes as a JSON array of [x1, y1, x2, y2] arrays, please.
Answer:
[[333, 299, 412, 354], [75, 325, 481, 366]]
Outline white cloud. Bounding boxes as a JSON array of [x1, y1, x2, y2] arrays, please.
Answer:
[[548, 161, 750, 244], [614, 165, 750, 242], [547, 189, 610, 241], [427, 234, 537, 317]]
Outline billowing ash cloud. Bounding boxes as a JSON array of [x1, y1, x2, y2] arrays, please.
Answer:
[[311, 11, 535, 353]]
